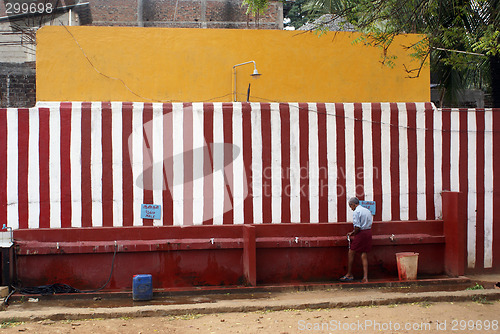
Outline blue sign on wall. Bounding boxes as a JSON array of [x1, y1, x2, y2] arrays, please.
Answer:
[[359, 201, 376, 215], [141, 204, 162, 220]]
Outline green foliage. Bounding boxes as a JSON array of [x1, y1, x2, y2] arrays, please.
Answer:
[[284, 0, 311, 29], [474, 29, 500, 55], [242, 0, 269, 16], [0, 320, 24, 329], [283, 0, 500, 105], [472, 295, 493, 304], [466, 283, 485, 290]]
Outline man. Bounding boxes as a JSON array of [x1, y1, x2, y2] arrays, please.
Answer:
[[340, 197, 373, 283]]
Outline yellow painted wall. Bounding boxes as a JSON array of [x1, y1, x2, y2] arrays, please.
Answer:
[[36, 26, 429, 102]]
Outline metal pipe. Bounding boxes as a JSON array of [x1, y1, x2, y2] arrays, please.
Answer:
[[232, 61, 260, 102]]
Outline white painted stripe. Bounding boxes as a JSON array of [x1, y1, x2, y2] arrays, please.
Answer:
[[28, 107, 40, 229], [484, 109, 493, 268], [344, 103, 355, 222], [449, 110, 460, 192], [380, 103, 392, 221], [416, 103, 427, 220], [91, 102, 103, 227], [49, 106, 61, 228], [326, 104, 337, 222], [131, 103, 144, 226], [232, 103, 245, 224], [271, 103, 282, 223], [467, 111, 477, 268], [398, 103, 409, 220], [171, 103, 184, 226], [212, 103, 225, 225], [70, 103, 82, 228], [111, 102, 123, 227], [289, 103, 300, 222], [433, 105, 443, 219], [192, 103, 205, 225], [308, 103, 319, 223], [362, 103, 373, 201], [152, 103, 164, 226], [6, 109, 18, 230], [251, 103, 263, 224]]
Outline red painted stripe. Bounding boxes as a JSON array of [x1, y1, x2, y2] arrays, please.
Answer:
[[121, 103, 134, 226], [371, 103, 383, 221], [222, 103, 234, 225], [492, 108, 500, 268], [335, 103, 347, 222], [299, 103, 310, 223], [183, 102, 194, 226], [406, 103, 418, 220], [458, 109, 470, 265], [142, 103, 154, 226], [459, 109, 468, 195], [203, 103, 214, 225], [279, 103, 291, 223], [39, 108, 50, 228], [162, 104, 174, 226], [424, 103, 435, 220], [0, 109, 7, 229], [261, 103, 272, 223], [242, 103, 254, 224], [60, 103, 72, 228], [317, 103, 328, 222], [101, 102, 113, 227], [441, 109, 451, 191], [17, 109, 29, 229], [353, 103, 364, 199], [475, 109, 485, 269], [389, 103, 400, 221]]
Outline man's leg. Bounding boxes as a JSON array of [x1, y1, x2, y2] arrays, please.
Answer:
[[346, 249, 356, 278], [361, 252, 368, 282]]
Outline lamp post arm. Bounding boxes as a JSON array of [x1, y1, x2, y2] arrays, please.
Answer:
[[232, 61, 257, 71], [232, 61, 258, 102]]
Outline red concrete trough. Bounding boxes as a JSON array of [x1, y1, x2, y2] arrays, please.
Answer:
[[8, 192, 466, 291], [11, 220, 451, 290]]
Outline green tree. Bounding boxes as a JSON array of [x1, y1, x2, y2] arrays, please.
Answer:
[[321, 0, 498, 106], [284, 0, 310, 29], [248, 0, 500, 106]]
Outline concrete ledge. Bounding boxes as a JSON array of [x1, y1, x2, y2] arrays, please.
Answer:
[[1, 289, 499, 322]]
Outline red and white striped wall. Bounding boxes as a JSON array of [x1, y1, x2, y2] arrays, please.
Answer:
[[0, 102, 499, 271]]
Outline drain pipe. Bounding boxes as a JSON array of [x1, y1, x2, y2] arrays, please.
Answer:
[[137, 0, 144, 27]]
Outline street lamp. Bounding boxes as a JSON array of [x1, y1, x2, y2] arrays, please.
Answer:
[[232, 61, 261, 102]]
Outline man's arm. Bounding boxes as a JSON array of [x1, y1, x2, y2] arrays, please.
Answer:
[[347, 226, 361, 237], [348, 210, 361, 236]]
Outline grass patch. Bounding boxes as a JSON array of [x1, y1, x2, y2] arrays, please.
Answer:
[[466, 283, 484, 290], [472, 295, 493, 305], [168, 314, 204, 321], [0, 320, 24, 329]]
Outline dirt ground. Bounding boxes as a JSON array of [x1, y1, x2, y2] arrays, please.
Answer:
[[0, 299, 498, 334], [1, 275, 499, 334]]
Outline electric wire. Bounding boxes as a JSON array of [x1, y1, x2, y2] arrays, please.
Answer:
[[80, 242, 118, 293], [5, 242, 118, 303]]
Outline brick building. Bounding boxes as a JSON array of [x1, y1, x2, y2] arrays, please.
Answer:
[[88, 0, 283, 29], [0, 0, 283, 107]]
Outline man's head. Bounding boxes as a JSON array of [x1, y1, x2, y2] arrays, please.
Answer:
[[348, 197, 359, 211]]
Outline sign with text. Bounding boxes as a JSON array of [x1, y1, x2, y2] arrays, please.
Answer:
[[359, 201, 376, 215], [141, 204, 162, 220]]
